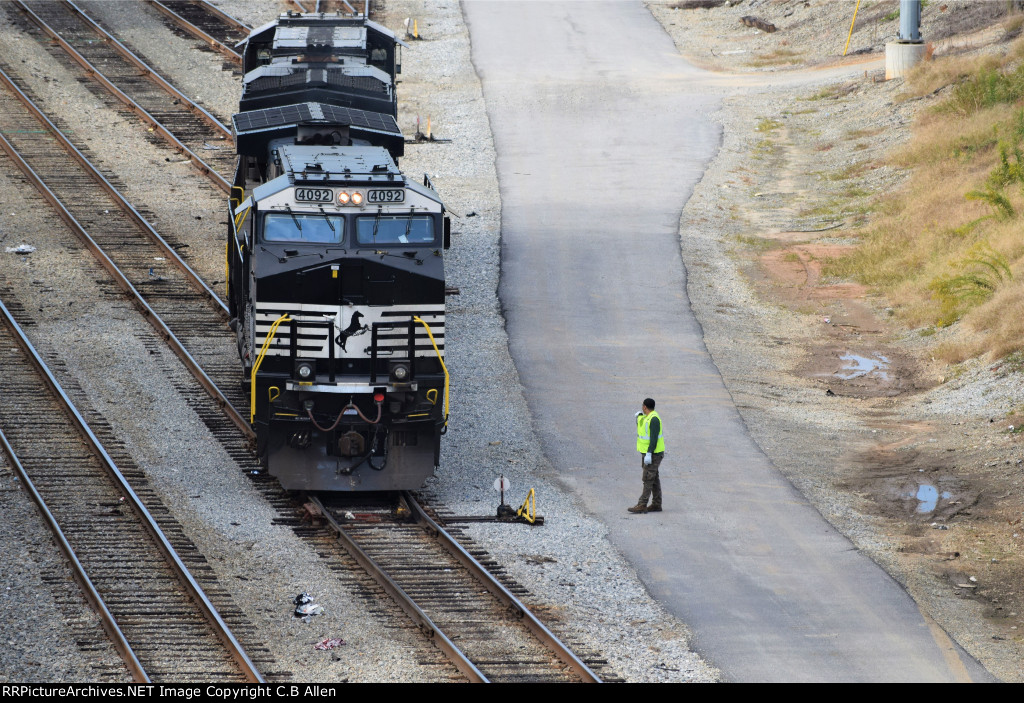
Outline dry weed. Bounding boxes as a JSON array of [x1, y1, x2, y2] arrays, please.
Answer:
[[900, 54, 1000, 101]]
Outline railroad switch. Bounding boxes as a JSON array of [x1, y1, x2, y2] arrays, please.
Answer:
[[489, 476, 544, 525]]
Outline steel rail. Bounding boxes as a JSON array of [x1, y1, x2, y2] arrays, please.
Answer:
[[310, 495, 489, 683], [0, 424, 149, 683], [0, 119, 253, 441], [403, 491, 602, 683], [64, 0, 230, 137], [316, 0, 358, 13], [187, 0, 252, 33], [144, 0, 243, 64], [0, 298, 264, 683], [14, 0, 232, 193], [0, 66, 227, 315]]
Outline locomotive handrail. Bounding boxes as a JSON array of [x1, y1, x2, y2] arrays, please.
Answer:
[[414, 316, 449, 429], [251, 314, 292, 422], [227, 191, 248, 303], [234, 203, 251, 232]]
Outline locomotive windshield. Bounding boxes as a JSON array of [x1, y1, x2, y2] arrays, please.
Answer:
[[263, 212, 344, 244], [356, 214, 434, 245]]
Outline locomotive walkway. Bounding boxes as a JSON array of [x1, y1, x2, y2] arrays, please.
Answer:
[[464, 1, 992, 682]]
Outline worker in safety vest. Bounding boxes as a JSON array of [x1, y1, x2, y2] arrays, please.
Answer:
[[629, 398, 665, 514]]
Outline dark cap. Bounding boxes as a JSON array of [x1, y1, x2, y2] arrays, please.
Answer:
[[643, 398, 655, 410]]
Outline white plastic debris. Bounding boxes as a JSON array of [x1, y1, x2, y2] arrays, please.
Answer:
[[5, 244, 35, 254], [293, 592, 324, 620]]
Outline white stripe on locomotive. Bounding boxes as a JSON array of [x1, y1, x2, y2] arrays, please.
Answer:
[[253, 302, 444, 359]]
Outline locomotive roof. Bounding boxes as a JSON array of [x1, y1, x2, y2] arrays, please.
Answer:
[[280, 144, 400, 179], [242, 62, 391, 88], [274, 24, 365, 52], [233, 100, 401, 140], [248, 145, 441, 206], [237, 14, 408, 51]]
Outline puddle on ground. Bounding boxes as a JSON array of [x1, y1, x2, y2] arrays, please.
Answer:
[[907, 484, 952, 513], [836, 353, 890, 380]]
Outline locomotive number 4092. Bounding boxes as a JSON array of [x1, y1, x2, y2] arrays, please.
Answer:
[[295, 188, 333, 202], [367, 189, 405, 203]]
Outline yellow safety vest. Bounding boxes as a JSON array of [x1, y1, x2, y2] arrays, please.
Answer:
[[636, 410, 665, 453]]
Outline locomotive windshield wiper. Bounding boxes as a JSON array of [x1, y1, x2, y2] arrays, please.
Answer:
[[317, 205, 335, 234], [403, 214, 413, 242], [259, 245, 323, 263], [372, 249, 423, 265], [285, 205, 302, 232], [371, 209, 382, 241]]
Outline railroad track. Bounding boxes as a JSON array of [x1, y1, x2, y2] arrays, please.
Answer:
[[0, 63, 251, 437], [14, 0, 233, 192], [314, 492, 611, 682], [0, 68, 491, 681], [145, 1, 249, 65], [0, 296, 265, 683], [288, 1, 370, 15]]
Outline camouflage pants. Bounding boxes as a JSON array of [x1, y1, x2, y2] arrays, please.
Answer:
[[638, 452, 664, 507]]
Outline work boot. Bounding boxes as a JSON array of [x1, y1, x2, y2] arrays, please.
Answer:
[[648, 505, 662, 512], [627, 503, 648, 514]]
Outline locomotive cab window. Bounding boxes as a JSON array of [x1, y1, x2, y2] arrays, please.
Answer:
[[263, 212, 344, 244], [356, 214, 435, 245]]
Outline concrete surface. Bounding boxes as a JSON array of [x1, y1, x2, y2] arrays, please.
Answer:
[[463, 0, 993, 682]]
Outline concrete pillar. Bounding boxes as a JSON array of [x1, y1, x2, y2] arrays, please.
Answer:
[[885, 42, 927, 79]]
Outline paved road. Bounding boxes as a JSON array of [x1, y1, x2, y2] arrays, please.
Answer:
[[463, 0, 992, 682]]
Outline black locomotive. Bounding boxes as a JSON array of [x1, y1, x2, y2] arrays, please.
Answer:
[[227, 10, 451, 491]]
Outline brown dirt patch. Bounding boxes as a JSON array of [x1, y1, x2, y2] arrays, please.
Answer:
[[749, 229, 1024, 671]]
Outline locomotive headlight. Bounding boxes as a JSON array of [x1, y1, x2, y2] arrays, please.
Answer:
[[294, 360, 315, 382], [337, 191, 350, 205], [389, 360, 411, 384], [351, 191, 363, 205]]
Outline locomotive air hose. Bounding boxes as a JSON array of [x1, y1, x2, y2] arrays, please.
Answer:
[[305, 400, 382, 432]]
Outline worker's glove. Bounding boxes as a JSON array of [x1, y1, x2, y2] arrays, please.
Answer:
[[644, 452, 652, 466], [635, 411, 643, 419]]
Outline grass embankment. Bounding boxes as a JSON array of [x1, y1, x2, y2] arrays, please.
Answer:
[[826, 38, 1024, 362]]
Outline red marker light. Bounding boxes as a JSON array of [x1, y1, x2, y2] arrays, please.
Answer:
[[373, 392, 384, 403]]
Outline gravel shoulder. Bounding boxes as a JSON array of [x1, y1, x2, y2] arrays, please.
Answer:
[[648, 0, 1024, 682]]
